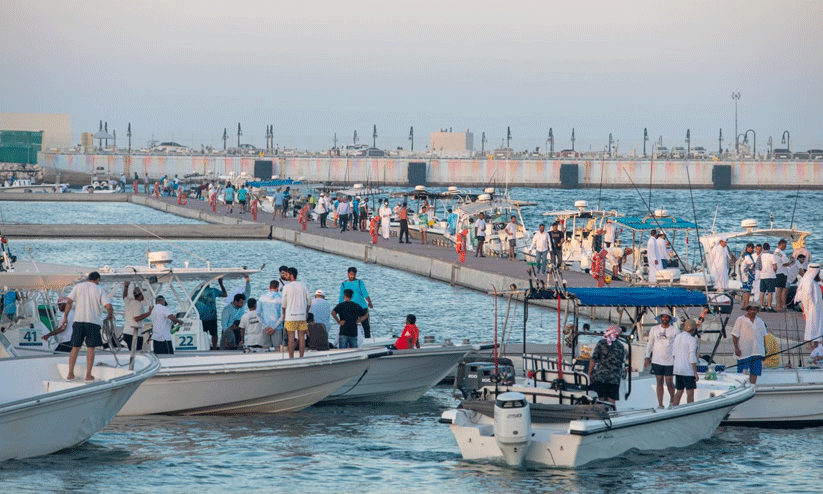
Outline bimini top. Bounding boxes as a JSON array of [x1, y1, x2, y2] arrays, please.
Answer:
[[613, 215, 698, 231], [565, 286, 708, 307]]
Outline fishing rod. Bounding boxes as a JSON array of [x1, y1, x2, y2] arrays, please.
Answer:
[[596, 154, 605, 212], [685, 166, 711, 289], [789, 182, 801, 229]]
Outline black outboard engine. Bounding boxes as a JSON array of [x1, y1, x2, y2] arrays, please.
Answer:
[[454, 354, 516, 398]]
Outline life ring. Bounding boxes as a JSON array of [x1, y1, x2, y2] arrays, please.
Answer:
[[177, 191, 187, 205]]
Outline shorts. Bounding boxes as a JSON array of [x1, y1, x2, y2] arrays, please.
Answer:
[[736, 356, 763, 376], [153, 340, 174, 354], [650, 363, 674, 376], [70, 322, 103, 348], [675, 375, 697, 390], [226, 199, 234, 205], [760, 278, 776, 293], [284, 320, 308, 333], [202, 319, 218, 338], [239, 199, 247, 206], [55, 342, 73, 353], [508, 238, 517, 248], [775, 274, 787, 289], [591, 381, 620, 401]]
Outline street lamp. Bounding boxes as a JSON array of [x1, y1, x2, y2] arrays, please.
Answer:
[[781, 131, 790, 151], [506, 126, 512, 158], [127, 123, 132, 153], [767, 136, 773, 159], [744, 129, 756, 158], [571, 128, 575, 152], [373, 125, 378, 148], [718, 128, 723, 155], [237, 123, 242, 148], [732, 92, 741, 152], [409, 127, 414, 151], [643, 128, 648, 158], [548, 128, 554, 157], [222, 128, 228, 150], [481, 132, 487, 154], [353, 130, 358, 145], [686, 129, 690, 157], [608, 133, 613, 157]]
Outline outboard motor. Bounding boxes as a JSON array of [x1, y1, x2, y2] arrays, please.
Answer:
[[493, 392, 532, 467]]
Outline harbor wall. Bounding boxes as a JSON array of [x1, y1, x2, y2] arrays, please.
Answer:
[[38, 153, 823, 189]]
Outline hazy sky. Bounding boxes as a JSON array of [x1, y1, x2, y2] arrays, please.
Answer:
[[2, 0, 822, 151]]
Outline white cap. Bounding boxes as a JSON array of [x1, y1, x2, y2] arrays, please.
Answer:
[[720, 237, 728, 242], [315, 289, 325, 297]]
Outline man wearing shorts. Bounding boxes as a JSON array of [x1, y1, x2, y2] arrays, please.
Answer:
[[758, 243, 778, 311], [672, 319, 699, 405], [281, 267, 311, 358], [644, 309, 678, 408], [60, 272, 113, 382], [732, 305, 767, 384], [505, 216, 518, 261]]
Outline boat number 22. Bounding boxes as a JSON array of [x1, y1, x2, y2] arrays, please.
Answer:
[[177, 335, 195, 348]]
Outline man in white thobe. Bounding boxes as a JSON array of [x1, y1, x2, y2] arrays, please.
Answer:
[[646, 230, 660, 282], [795, 263, 823, 343], [379, 202, 392, 240], [711, 237, 732, 290]]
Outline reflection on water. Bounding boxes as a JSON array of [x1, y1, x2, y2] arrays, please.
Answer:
[[0, 200, 203, 225]]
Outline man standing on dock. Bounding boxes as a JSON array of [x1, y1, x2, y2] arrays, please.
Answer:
[[548, 222, 563, 268], [61, 272, 113, 382], [505, 215, 517, 261], [529, 224, 550, 274], [475, 212, 487, 257], [398, 203, 410, 243], [338, 196, 351, 232], [380, 200, 392, 240]]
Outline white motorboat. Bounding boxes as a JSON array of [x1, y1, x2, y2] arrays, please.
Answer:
[[118, 347, 387, 415], [80, 177, 122, 194], [321, 338, 485, 403], [0, 343, 160, 461], [0, 178, 68, 194], [441, 369, 752, 468]]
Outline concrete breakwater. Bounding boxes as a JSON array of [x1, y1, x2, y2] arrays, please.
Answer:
[[38, 153, 823, 189]]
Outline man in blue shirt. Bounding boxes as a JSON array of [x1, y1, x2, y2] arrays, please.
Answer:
[[192, 278, 227, 350], [447, 208, 458, 235], [224, 182, 236, 214], [339, 267, 373, 338]]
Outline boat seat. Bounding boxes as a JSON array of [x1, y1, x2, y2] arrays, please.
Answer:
[[458, 399, 612, 423]]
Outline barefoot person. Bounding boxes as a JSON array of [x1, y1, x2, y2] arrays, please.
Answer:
[[60, 272, 113, 382]]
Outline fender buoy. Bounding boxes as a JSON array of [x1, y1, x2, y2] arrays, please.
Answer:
[[250, 199, 259, 221], [132, 180, 138, 194], [153, 182, 160, 198], [177, 191, 187, 205]]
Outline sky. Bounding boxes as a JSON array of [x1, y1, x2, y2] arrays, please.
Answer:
[[1, 0, 822, 152]]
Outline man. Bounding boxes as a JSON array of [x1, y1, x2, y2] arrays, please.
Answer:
[[143, 173, 150, 194], [239, 298, 265, 349], [337, 195, 351, 232], [794, 263, 822, 344], [732, 305, 768, 384], [315, 192, 328, 228], [740, 243, 757, 309], [710, 237, 733, 290], [306, 312, 329, 351], [672, 319, 699, 405], [773, 239, 795, 311], [529, 224, 550, 275], [646, 229, 660, 282], [398, 203, 411, 243], [221, 293, 247, 343], [351, 196, 360, 230], [339, 267, 373, 338], [418, 203, 430, 245], [587, 326, 625, 405], [504, 215, 518, 261], [237, 184, 248, 214], [61, 272, 113, 382], [759, 242, 778, 311], [122, 281, 150, 351], [224, 182, 235, 214], [148, 295, 182, 354], [192, 277, 227, 350], [272, 188, 284, 221], [657, 232, 671, 268], [257, 280, 284, 350], [603, 219, 617, 248], [42, 297, 74, 353], [752, 243, 763, 303], [548, 221, 564, 269], [379, 199, 392, 240], [474, 212, 487, 257], [310, 289, 332, 336], [281, 267, 311, 358], [446, 208, 458, 235], [332, 288, 368, 349], [644, 309, 677, 408], [787, 253, 806, 288], [606, 247, 634, 279]]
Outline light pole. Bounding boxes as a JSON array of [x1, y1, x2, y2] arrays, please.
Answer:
[[506, 126, 512, 159], [222, 128, 228, 151], [744, 129, 756, 158], [409, 127, 414, 151], [548, 128, 554, 157], [781, 130, 790, 151], [481, 132, 487, 154], [353, 130, 358, 145], [571, 128, 575, 152], [732, 92, 741, 152], [767, 136, 773, 159], [686, 129, 690, 157], [608, 133, 613, 157], [333, 132, 338, 153], [127, 123, 132, 153], [373, 125, 377, 148], [718, 128, 723, 154], [237, 123, 242, 148], [643, 128, 648, 158]]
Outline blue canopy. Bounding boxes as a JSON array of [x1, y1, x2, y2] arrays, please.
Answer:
[[613, 216, 698, 231], [247, 179, 300, 187], [565, 287, 708, 307]]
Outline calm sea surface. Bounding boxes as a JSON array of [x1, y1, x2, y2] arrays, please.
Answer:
[[0, 189, 821, 493]]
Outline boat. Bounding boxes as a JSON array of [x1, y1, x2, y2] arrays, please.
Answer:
[[440, 285, 755, 468], [0, 338, 160, 461], [81, 177, 122, 194], [0, 177, 68, 194], [320, 336, 490, 404]]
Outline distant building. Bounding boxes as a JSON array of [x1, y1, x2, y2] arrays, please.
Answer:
[[0, 113, 72, 150], [430, 129, 474, 156]]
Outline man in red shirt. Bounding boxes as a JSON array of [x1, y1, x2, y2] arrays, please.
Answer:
[[394, 314, 420, 350]]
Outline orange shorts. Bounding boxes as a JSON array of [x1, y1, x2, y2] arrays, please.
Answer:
[[284, 321, 307, 333]]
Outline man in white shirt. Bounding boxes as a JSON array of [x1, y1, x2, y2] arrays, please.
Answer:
[[710, 237, 733, 290], [379, 201, 392, 240], [529, 224, 550, 275], [504, 216, 518, 261], [122, 281, 150, 351], [732, 305, 768, 383], [474, 213, 487, 257], [759, 243, 778, 311], [604, 219, 617, 247], [61, 271, 113, 382], [672, 319, 699, 405], [773, 238, 795, 311], [606, 247, 634, 279], [644, 309, 678, 408], [657, 232, 671, 268], [309, 289, 332, 339], [42, 297, 74, 353], [646, 230, 660, 282], [239, 298, 265, 349], [337, 196, 351, 232], [258, 280, 285, 349], [149, 295, 182, 354], [281, 267, 311, 358]]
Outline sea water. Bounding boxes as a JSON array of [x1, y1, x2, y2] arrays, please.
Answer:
[[0, 189, 820, 493]]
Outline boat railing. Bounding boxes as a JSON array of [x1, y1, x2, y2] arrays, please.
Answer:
[[524, 353, 591, 390]]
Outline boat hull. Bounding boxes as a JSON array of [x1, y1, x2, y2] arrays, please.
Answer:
[[722, 368, 823, 426], [118, 350, 377, 415], [321, 345, 472, 403], [0, 353, 159, 461]]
